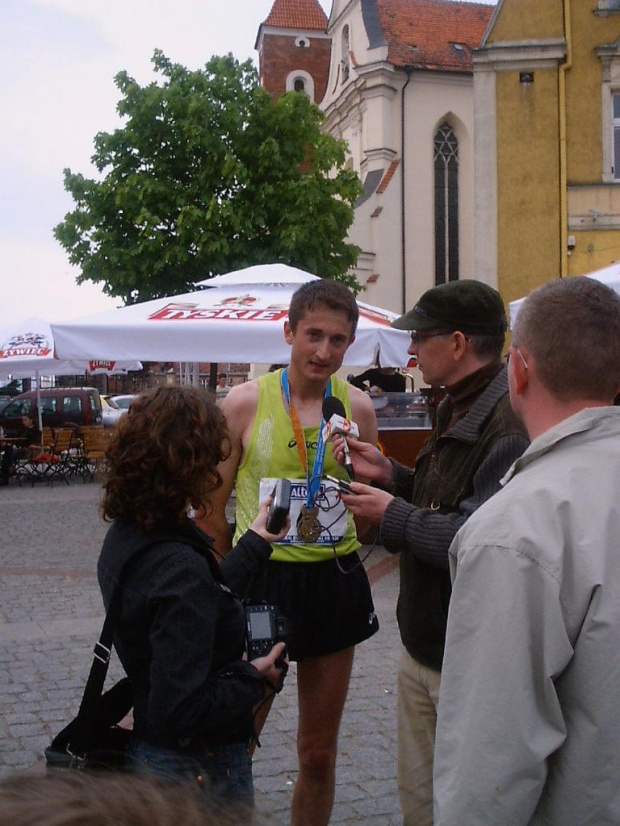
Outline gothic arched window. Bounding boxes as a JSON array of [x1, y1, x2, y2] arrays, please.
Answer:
[[294, 78, 306, 93], [434, 123, 459, 284]]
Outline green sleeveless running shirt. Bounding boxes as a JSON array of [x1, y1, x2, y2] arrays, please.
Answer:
[[233, 369, 360, 562]]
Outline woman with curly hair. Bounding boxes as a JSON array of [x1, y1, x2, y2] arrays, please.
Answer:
[[97, 386, 288, 812]]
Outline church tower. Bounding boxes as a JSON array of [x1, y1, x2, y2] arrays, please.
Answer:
[[255, 0, 331, 104]]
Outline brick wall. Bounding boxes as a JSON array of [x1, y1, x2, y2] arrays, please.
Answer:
[[260, 33, 331, 103]]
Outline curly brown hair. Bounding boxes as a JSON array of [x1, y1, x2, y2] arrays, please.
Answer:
[[102, 386, 230, 531]]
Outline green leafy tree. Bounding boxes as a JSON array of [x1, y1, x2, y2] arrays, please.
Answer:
[[54, 51, 362, 303]]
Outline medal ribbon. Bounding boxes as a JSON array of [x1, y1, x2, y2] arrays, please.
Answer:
[[281, 368, 331, 507]]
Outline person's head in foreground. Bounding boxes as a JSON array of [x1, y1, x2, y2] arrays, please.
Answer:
[[0, 771, 260, 826], [509, 276, 620, 434]]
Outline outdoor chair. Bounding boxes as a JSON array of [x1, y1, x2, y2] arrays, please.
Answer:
[[41, 427, 54, 450], [80, 426, 109, 480], [12, 430, 53, 487], [48, 428, 82, 483], [15, 428, 79, 486]]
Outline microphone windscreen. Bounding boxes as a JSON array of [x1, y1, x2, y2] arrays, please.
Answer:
[[322, 396, 346, 421]]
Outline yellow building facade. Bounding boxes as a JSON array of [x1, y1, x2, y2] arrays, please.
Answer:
[[473, 0, 620, 305]]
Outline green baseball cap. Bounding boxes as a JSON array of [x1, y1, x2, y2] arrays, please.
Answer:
[[391, 280, 507, 335]]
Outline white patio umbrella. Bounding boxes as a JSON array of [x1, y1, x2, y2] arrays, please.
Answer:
[[508, 261, 620, 326], [0, 317, 142, 429], [51, 264, 412, 367]]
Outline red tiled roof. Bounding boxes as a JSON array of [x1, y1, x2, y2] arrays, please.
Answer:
[[376, 160, 400, 194], [377, 0, 493, 72], [263, 0, 328, 30]]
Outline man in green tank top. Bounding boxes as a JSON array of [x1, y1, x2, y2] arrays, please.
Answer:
[[197, 280, 379, 826]]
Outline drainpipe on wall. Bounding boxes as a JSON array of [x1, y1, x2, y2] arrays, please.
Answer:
[[559, 0, 573, 277], [401, 66, 413, 313]]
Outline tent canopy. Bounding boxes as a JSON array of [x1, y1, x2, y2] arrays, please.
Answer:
[[51, 265, 412, 368], [0, 317, 141, 379], [508, 262, 620, 327]]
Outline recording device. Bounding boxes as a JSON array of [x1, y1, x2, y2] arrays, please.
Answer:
[[322, 397, 357, 480], [245, 604, 292, 660], [266, 478, 291, 533], [325, 474, 356, 495]]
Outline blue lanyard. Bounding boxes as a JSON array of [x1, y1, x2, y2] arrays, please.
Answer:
[[280, 368, 331, 507]]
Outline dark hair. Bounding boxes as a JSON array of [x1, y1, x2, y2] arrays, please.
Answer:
[[288, 280, 358, 336], [218, 372, 227, 379], [467, 332, 505, 361], [0, 771, 252, 826], [102, 386, 230, 531], [513, 277, 620, 402]]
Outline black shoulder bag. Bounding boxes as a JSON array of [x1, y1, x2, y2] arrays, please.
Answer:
[[45, 559, 135, 772], [45, 530, 219, 772]]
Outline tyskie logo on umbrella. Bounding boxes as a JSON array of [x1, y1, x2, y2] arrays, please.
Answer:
[[148, 296, 289, 322], [0, 331, 52, 360]]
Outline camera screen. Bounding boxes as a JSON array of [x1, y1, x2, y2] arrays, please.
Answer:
[[249, 612, 273, 640]]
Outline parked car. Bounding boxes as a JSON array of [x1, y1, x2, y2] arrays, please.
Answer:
[[108, 394, 136, 411], [100, 395, 126, 428], [0, 386, 22, 397], [0, 387, 103, 437]]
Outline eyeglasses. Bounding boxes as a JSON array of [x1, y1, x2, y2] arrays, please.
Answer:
[[409, 330, 453, 347]]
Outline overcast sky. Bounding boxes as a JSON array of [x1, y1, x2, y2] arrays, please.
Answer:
[[1, 0, 494, 322]]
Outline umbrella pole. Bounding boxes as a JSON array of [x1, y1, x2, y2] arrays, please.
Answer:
[[35, 372, 43, 431], [209, 363, 218, 391]]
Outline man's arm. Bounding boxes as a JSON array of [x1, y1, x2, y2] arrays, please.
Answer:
[[194, 383, 256, 554], [349, 369, 373, 391], [348, 386, 379, 540], [344, 432, 528, 564], [434, 534, 572, 825], [350, 384, 379, 454], [379, 432, 528, 568]]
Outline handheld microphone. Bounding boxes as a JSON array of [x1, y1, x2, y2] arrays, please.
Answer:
[[322, 396, 356, 480]]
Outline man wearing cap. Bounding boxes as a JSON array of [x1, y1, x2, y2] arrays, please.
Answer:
[[336, 280, 529, 826]]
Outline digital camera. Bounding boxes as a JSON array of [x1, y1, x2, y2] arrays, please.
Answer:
[[245, 603, 292, 660]]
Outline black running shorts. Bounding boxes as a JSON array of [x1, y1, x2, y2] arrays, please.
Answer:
[[245, 552, 379, 662]]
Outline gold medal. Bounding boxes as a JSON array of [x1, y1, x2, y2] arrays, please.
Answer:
[[297, 505, 322, 543]]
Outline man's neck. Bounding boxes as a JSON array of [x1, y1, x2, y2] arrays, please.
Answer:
[[285, 365, 330, 405], [524, 398, 610, 441]]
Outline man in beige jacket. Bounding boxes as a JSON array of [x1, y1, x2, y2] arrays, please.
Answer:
[[434, 276, 620, 825]]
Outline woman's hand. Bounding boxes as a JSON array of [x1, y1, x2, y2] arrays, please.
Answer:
[[332, 435, 394, 488], [249, 494, 291, 543], [339, 481, 394, 527], [251, 641, 289, 692]]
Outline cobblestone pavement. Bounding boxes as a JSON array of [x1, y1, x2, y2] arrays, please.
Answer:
[[0, 479, 402, 824]]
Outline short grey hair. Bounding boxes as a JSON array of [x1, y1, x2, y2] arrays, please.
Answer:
[[512, 277, 620, 402]]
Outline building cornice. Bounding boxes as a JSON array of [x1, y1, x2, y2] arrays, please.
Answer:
[[474, 38, 566, 71], [595, 38, 620, 73], [322, 63, 401, 124]]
